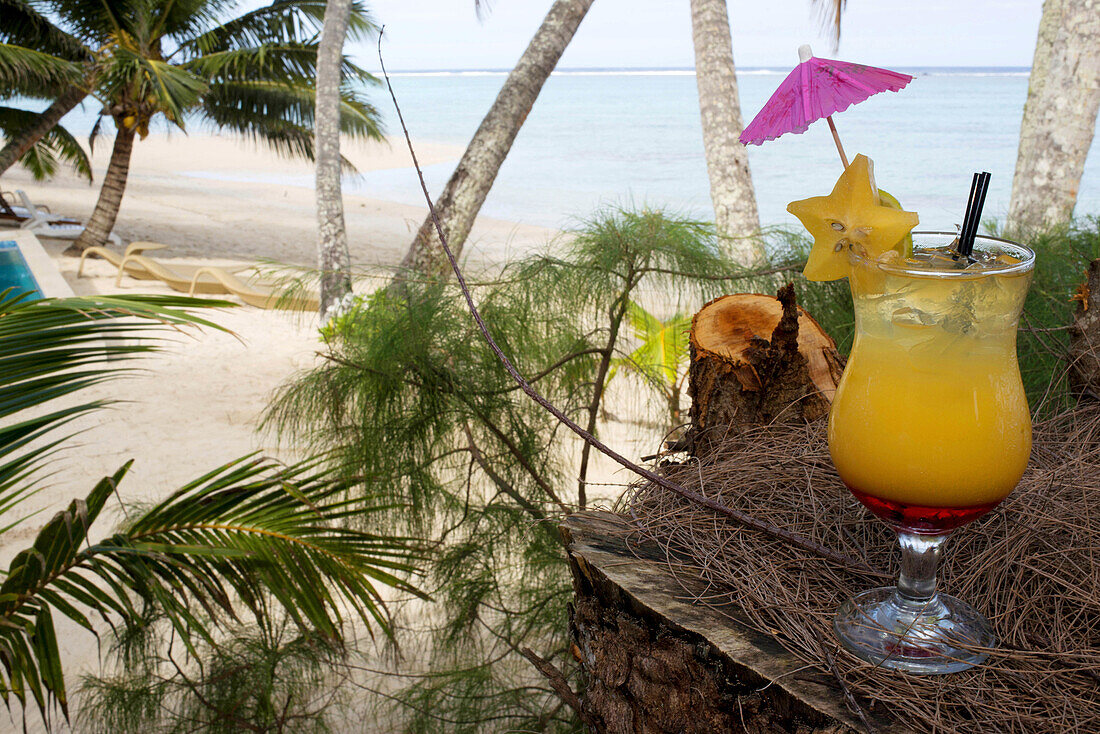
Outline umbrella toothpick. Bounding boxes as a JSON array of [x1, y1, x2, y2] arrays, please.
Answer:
[[739, 44, 911, 173], [826, 116, 850, 169]]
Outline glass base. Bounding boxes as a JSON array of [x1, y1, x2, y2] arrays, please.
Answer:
[[834, 587, 995, 674]]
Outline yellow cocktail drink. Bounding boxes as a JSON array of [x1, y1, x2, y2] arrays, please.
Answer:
[[787, 156, 1036, 673], [830, 247, 1033, 515]]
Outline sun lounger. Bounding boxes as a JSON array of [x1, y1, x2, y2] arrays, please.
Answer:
[[1, 191, 31, 223], [114, 253, 238, 295], [1, 190, 81, 227], [111, 251, 252, 290], [188, 266, 320, 311], [14, 190, 120, 245], [78, 241, 168, 278]]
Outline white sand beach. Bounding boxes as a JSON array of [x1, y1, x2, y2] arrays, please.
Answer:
[[0, 133, 660, 733], [2, 132, 558, 542], [3, 132, 556, 267]]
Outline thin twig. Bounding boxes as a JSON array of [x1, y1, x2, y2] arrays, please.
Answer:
[[376, 32, 882, 581], [518, 647, 597, 729], [826, 649, 877, 734]]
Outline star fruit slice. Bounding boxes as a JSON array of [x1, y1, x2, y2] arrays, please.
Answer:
[[787, 154, 919, 281], [878, 188, 914, 258]]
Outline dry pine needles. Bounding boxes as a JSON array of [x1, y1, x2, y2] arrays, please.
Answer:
[[622, 403, 1100, 734]]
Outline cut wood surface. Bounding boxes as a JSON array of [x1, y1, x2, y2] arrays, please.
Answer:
[[687, 285, 843, 456], [564, 511, 905, 734], [1070, 258, 1100, 401]]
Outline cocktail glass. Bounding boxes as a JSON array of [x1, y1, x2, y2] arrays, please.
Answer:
[[830, 232, 1035, 674]]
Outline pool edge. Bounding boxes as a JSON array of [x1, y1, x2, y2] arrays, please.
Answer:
[[3, 230, 75, 299]]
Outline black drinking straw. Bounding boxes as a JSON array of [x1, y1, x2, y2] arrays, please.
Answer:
[[957, 171, 991, 261]]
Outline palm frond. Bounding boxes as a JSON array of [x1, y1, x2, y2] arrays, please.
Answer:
[[0, 293, 233, 514], [197, 78, 383, 162], [185, 43, 374, 88], [811, 0, 847, 47], [141, 57, 207, 126], [0, 0, 89, 61], [0, 106, 91, 181], [0, 292, 424, 722], [0, 291, 228, 721], [180, 0, 375, 56], [98, 46, 207, 128], [43, 0, 138, 44], [186, 43, 321, 81], [0, 43, 83, 99], [151, 0, 237, 46], [0, 456, 424, 720]]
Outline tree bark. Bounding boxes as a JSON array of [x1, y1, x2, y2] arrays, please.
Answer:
[[1006, 0, 1100, 233], [686, 285, 843, 457], [66, 123, 135, 254], [690, 0, 761, 263], [395, 0, 595, 281], [0, 86, 87, 179], [1070, 259, 1100, 402], [315, 0, 354, 318], [564, 511, 877, 733]]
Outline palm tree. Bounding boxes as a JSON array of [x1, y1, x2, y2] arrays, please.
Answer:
[[0, 290, 422, 726], [395, 0, 596, 281], [0, 0, 384, 254], [0, 0, 92, 177], [689, 0, 761, 263], [314, 0, 362, 318], [1007, 0, 1100, 233]]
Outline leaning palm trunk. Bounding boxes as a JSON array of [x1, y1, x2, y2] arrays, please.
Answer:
[[66, 123, 135, 254], [315, 0, 354, 317], [395, 0, 595, 281], [1006, 0, 1100, 233], [0, 86, 87, 178], [690, 0, 761, 263]]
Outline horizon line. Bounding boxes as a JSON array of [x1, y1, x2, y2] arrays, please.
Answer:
[[375, 64, 1033, 74]]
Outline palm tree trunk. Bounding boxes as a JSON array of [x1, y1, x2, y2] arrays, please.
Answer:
[[0, 86, 87, 178], [65, 124, 135, 254], [395, 0, 595, 281], [1006, 0, 1100, 233], [690, 0, 761, 263], [315, 0, 354, 317]]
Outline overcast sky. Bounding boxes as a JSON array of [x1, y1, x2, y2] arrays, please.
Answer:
[[358, 1, 1042, 72]]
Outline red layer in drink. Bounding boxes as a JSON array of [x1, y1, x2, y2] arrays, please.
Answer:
[[849, 487, 1001, 535]]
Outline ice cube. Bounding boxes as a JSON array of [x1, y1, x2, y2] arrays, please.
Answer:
[[876, 249, 902, 265], [907, 247, 959, 271], [960, 248, 1020, 271], [891, 306, 939, 329]]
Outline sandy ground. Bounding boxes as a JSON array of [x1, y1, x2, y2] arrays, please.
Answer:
[[0, 133, 663, 733], [2, 132, 556, 268]]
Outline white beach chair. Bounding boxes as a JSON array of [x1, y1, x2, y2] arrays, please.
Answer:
[[15, 190, 120, 245], [1, 190, 78, 225]]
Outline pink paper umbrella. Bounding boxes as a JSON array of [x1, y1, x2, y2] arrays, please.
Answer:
[[740, 45, 913, 168]]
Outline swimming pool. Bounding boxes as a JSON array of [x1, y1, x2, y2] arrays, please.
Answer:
[[0, 239, 42, 300]]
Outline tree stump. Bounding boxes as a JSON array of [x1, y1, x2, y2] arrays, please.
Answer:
[[687, 284, 843, 457], [1070, 259, 1100, 401], [565, 512, 904, 734]]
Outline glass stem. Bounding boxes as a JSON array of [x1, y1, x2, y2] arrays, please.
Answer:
[[895, 531, 948, 603]]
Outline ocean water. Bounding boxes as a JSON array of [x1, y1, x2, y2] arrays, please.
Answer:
[[358, 67, 1099, 231], [47, 67, 1100, 232]]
